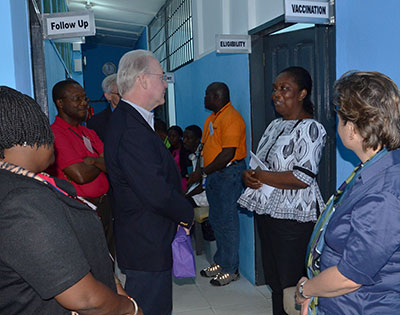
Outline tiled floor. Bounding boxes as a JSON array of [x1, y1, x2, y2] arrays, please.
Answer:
[[172, 242, 273, 315]]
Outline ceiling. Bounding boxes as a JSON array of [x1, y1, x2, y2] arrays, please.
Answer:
[[66, 0, 166, 48]]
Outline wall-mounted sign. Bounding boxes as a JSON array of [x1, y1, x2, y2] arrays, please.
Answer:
[[284, 0, 335, 25], [216, 35, 251, 54], [42, 10, 96, 40], [165, 72, 175, 84]]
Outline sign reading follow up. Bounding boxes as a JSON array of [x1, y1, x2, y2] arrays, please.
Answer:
[[42, 11, 96, 40]]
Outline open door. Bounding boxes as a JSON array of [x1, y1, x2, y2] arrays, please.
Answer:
[[249, 20, 336, 285]]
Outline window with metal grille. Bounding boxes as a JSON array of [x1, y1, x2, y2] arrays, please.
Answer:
[[149, 0, 193, 72]]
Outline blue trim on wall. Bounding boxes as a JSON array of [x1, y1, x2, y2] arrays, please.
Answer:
[[174, 51, 255, 283], [335, 0, 400, 184], [135, 28, 148, 50]]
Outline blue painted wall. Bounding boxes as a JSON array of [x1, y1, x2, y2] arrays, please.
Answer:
[[135, 28, 148, 50], [0, 0, 33, 95], [44, 41, 70, 124], [174, 51, 255, 283], [335, 0, 400, 184], [82, 40, 130, 113]]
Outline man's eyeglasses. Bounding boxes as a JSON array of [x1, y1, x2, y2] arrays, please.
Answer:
[[61, 95, 89, 103], [144, 72, 168, 82]]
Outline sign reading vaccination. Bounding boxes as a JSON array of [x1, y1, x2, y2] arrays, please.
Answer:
[[285, 0, 334, 25], [42, 11, 96, 40]]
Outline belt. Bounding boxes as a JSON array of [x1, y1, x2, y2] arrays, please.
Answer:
[[84, 193, 107, 206], [226, 159, 244, 168]]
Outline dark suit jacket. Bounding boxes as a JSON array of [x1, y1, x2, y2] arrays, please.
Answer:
[[104, 101, 193, 272], [87, 106, 112, 142]]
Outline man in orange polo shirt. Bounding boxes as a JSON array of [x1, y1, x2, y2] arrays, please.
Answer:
[[188, 82, 247, 286]]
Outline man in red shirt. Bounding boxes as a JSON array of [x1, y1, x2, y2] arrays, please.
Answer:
[[50, 79, 114, 257]]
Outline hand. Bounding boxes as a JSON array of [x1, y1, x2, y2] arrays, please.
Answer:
[[183, 227, 190, 235], [296, 276, 310, 305], [187, 170, 202, 187], [83, 156, 96, 166], [242, 169, 262, 189], [300, 298, 310, 315]]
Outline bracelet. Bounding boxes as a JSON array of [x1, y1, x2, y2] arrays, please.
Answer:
[[299, 279, 311, 299], [128, 297, 138, 315]]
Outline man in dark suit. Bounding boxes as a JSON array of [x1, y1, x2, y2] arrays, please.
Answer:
[[87, 74, 120, 142], [104, 50, 193, 315]]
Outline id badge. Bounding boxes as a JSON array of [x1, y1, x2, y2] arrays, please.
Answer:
[[209, 122, 214, 136], [83, 136, 95, 153]]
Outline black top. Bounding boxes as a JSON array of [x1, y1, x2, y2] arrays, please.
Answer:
[[87, 106, 112, 142], [0, 170, 115, 314]]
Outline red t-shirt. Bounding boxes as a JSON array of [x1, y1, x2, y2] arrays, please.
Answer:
[[50, 116, 109, 198]]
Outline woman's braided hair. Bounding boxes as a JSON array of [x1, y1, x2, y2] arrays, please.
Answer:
[[0, 86, 54, 158]]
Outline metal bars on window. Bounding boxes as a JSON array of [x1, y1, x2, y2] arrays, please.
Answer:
[[149, 0, 193, 72]]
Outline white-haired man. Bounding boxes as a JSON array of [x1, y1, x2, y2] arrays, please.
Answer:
[[87, 73, 120, 142], [104, 50, 193, 315]]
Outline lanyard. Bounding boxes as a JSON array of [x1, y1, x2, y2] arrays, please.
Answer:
[[69, 128, 99, 155]]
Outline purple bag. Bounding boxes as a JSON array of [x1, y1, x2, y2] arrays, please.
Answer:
[[172, 226, 196, 278]]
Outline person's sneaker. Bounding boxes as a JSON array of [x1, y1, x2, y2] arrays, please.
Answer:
[[210, 270, 240, 286], [200, 264, 222, 277]]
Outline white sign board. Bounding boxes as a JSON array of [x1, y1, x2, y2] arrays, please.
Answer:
[[285, 0, 334, 25], [216, 35, 251, 54], [42, 11, 96, 40]]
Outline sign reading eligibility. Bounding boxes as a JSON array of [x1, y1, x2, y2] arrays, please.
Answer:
[[42, 11, 96, 40], [285, 0, 334, 25], [216, 35, 251, 54]]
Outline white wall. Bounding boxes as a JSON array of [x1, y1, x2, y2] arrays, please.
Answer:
[[192, 0, 284, 59]]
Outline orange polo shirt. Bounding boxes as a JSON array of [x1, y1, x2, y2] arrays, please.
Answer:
[[202, 102, 247, 167]]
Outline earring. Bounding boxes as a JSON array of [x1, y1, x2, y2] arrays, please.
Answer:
[[23, 142, 27, 147]]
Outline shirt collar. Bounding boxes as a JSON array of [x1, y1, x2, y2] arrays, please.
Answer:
[[122, 99, 154, 130], [213, 101, 232, 117], [358, 148, 396, 184], [55, 116, 82, 130]]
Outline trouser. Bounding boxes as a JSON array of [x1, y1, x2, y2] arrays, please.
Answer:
[[96, 194, 115, 259], [206, 159, 246, 274], [255, 213, 314, 315], [124, 269, 172, 315]]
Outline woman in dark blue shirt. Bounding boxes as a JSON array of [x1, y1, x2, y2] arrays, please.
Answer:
[[295, 71, 400, 314]]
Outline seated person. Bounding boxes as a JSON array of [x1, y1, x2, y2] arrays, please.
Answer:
[[154, 118, 171, 148], [183, 125, 208, 208], [168, 125, 191, 191]]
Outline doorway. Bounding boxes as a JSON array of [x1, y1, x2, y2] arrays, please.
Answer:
[[249, 17, 336, 285]]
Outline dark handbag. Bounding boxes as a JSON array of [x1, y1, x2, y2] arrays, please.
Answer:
[[172, 226, 196, 278], [201, 219, 215, 241]]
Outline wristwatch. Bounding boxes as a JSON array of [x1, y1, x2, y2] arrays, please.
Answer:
[[299, 280, 311, 299]]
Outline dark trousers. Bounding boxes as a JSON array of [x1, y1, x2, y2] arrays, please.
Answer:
[[124, 269, 172, 315], [96, 195, 115, 259], [255, 213, 314, 315]]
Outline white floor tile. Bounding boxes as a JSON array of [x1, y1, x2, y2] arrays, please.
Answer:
[[173, 307, 216, 315], [173, 282, 210, 313], [213, 300, 273, 315]]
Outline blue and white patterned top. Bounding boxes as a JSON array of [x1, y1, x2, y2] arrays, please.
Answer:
[[238, 118, 326, 222]]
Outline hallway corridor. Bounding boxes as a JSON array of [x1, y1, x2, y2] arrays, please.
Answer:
[[172, 242, 273, 315]]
